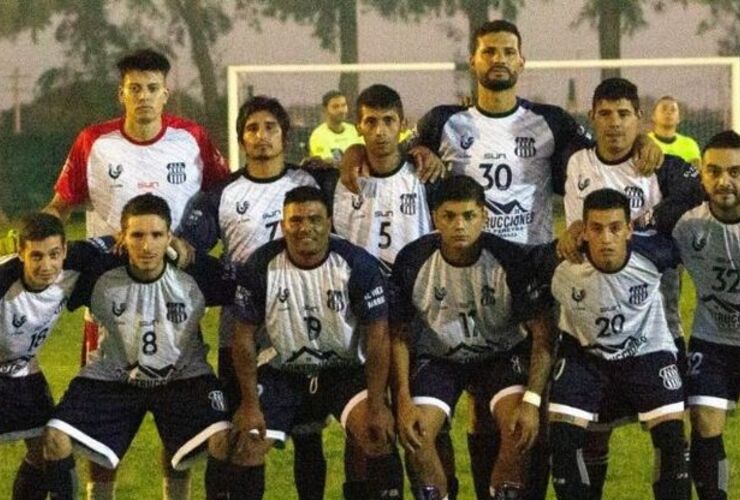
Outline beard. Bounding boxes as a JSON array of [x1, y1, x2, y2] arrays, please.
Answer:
[[479, 67, 518, 91]]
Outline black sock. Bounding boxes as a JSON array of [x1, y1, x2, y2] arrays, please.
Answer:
[[222, 463, 265, 500], [44, 457, 77, 500], [467, 432, 498, 500], [583, 451, 608, 500], [447, 476, 459, 500], [549, 423, 590, 500], [344, 481, 370, 499], [293, 433, 326, 500], [525, 438, 550, 500], [650, 420, 690, 500], [12, 460, 47, 500], [205, 456, 231, 500], [368, 452, 404, 498], [691, 433, 728, 500]]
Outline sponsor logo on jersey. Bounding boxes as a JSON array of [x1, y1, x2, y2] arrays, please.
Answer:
[[166, 302, 188, 323], [11, 314, 27, 328], [481, 285, 496, 306], [108, 163, 123, 179], [400, 193, 418, 215], [460, 133, 474, 150], [628, 283, 649, 305], [278, 288, 290, 303], [684, 166, 699, 178], [485, 200, 535, 235], [571, 287, 586, 302], [510, 355, 523, 374], [236, 201, 250, 215], [658, 364, 682, 390], [375, 210, 393, 218], [112, 302, 127, 316], [514, 137, 536, 158], [166, 162, 187, 184], [364, 286, 386, 309], [624, 186, 645, 209], [263, 209, 280, 219], [208, 390, 228, 412], [577, 174, 590, 191], [185, 209, 203, 226], [137, 181, 159, 191], [691, 232, 707, 252], [234, 285, 251, 309], [326, 290, 346, 312], [352, 195, 364, 210], [434, 286, 447, 301]]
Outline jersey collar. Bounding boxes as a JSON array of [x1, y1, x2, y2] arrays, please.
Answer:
[[119, 115, 168, 146], [475, 98, 520, 119], [126, 261, 168, 284], [585, 243, 632, 275], [595, 148, 632, 167]]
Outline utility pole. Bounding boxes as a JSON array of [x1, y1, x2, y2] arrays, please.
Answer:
[[8, 68, 30, 135]]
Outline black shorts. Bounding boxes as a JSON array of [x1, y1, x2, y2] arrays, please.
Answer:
[[48, 375, 231, 470], [258, 365, 366, 443], [687, 337, 740, 411], [549, 336, 684, 424], [0, 373, 54, 441], [411, 341, 530, 419]]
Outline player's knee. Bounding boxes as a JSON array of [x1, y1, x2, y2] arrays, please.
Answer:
[[583, 429, 612, 457], [232, 438, 272, 467], [43, 428, 73, 461], [650, 419, 686, 454], [690, 407, 725, 438], [24, 437, 45, 466]]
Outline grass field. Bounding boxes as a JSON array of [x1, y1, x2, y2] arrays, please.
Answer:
[[2, 217, 739, 499]]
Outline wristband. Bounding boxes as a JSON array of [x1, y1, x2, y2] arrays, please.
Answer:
[[522, 390, 541, 408]]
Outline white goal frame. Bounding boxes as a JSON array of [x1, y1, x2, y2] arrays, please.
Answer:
[[226, 57, 740, 170]]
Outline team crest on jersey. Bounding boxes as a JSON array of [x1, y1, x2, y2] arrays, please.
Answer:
[[624, 186, 645, 209], [277, 288, 290, 303], [54, 298, 67, 314], [208, 390, 228, 412], [352, 195, 364, 210], [326, 290, 346, 312], [510, 355, 523, 374], [112, 302, 127, 316], [400, 193, 417, 215], [236, 201, 250, 215], [166, 162, 187, 184], [691, 232, 707, 252], [434, 286, 447, 301], [481, 285, 496, 306], [577, 175, 590, 191], [658, 364, 682, 390], [571, 287, 586, 303], [514, 137, 536, 158], [460, 133, 474, 150], [166, 302, 188, 324], [12, 314, 27, 328], [628, 283, 649, 305], [108, 163, 123, 179]]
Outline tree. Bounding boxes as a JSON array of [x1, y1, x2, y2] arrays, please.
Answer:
[[694, 0, 739, 56]]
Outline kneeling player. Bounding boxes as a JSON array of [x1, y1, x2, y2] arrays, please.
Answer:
[[670, 130, 740, 499], [42, 195, 236, 499], [229, 186, 400, 499], [548, 189, 689, 499], [391, 176, 558, 499]]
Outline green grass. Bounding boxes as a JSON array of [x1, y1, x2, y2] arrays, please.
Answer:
[[2, 218, 738, 499]]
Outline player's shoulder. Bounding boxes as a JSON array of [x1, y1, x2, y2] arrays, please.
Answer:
[[77, 117, 123, 142], [423, 104, 469, 124], [0, 256, 22, 296], [328, 235, 382, 268], [164, 114, 206, 134], [631, 231, 679, 271], [673, 202, 712, 233], [518, 98, 570, 120]]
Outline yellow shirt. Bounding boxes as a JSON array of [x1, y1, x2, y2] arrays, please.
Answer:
[[308, 122, 364, 162], [648, 132, 701, 164]]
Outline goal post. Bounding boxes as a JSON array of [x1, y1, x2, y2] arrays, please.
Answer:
[[226, 57, 740, 170]]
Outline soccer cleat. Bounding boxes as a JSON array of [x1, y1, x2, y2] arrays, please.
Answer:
[[490, 482, 525, 499]]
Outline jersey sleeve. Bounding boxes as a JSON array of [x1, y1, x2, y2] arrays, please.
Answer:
[[563, 156, 583, 226], [187, 253, 237, 307], [232, 252, 270, 326], [176, 185, 224, 252], [193, 126, 230, 189], [347, 249, 388, 324], [308, 128, 325, 158], [653, 155, 704, 235], [63, 237, 117, 272], [632, 233, 681, 272], [54, 130, 93, 205], [537, 105, 592, 195], [0, 257, 22, 296], [414, 105, 466, 153]]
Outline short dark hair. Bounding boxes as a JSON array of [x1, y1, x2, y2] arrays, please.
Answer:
[[432, 175, 485, 210], [121, 194, 172, 231], [116, 49, 171, 78], [356, 84, 404, 121], [702, 130, 740, 156], [583, 188, 630, 223], [236, 95, 290, 146], [283, 186, 330, 216], [592, 77, 640, 112], [322, 90, 345, 108], [471, 20, 522, 54], [654, 95, 677, 107], [18, 213, 65, 249]]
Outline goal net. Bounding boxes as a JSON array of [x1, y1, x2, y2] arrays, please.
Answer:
[[226, 57, 739, 169]]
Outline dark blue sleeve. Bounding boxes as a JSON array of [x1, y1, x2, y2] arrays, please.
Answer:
[[341, 243, 388, 324], [415, 105, 467, 153], [63, 237, 116, 272], [653, 155, 705, 235], [232, 242, 283, 325], [176, 176, 233, 252], [632, 233, 681, 272], [308, 167, 339, 216], [187, 253, 237, 307], [0, 257, 22, 296], [389, 234, 440, 323]]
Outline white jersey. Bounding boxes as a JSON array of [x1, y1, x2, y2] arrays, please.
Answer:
[[54, 115, 229, 238], [235, 237, 387, 374], [673, 203, 740, 346], [552, 234, 680, 360], [391, 232, 556, 363], [332, 160, 433, 267], [77, 256, 233, 386], [417, 100, 591, 244]]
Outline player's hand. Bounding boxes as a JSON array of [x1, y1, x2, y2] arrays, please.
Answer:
[[340, 144, 371, 194], [396, 399, 425, 454], [632, 133, 664, 177], [366, 403, 395, 454], [408, 145, 447, 183], [556, 221, 585, 264], [169, 237, 195, 269], [508, 399, 540, 452], [231, 403, 266, 455]]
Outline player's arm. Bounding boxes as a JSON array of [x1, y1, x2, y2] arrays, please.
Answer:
[[652, 156, 704, 235], [362, 318, 395, 449], [231, 318, 266, 442], [391, 321, 425, 453], [557, 159, 586, 263], [43, 193, 75, 222], [631, 133, 665, 176]]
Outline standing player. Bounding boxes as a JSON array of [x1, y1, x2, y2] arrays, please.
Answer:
[[229, 186, 401, 500], [391, 176, 558, 499], [43, 194, 238, 500], [1, 213, 111, 500], [308, 90, 364, 167], [548, 188, 689, 500], [649, 96, 702, 169], [670, 130, 740, 500], [43, 48, 230, 500]]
